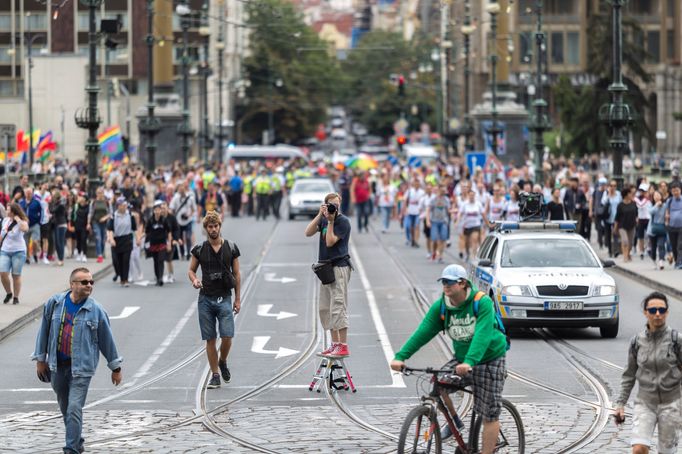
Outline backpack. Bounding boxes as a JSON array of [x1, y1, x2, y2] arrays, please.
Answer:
[[199, 239, 237, 290], [630, 329, 681, 366], [440, 291, 511, 350]]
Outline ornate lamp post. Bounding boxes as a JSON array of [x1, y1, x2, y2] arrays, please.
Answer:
[[74, 0, 103, 196], [138, 0, 162, 171], [461, 0, 476, 152], [530, 0, 550, 185], [599, 0, 632, 189], [176, 1, 194, 164], [215, 0, 225, 162], [486, 1, 502, 156]]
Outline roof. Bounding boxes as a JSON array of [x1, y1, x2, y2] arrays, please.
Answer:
[[225, 145, 306, 160]]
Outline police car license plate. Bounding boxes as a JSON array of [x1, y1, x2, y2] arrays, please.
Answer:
[[544, 301, 583, 310]]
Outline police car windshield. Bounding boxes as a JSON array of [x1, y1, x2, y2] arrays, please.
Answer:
[[292, 182, 331, 193], [500, 239, 600, 268]]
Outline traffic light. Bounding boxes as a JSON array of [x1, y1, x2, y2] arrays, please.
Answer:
[[397, 135, 407, 152], [398, 75, 405, 96]]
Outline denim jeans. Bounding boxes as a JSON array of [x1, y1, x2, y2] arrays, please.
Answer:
[[51, 366, 91, 454], [355, 201, 369, 232], [54, 226, 67, 261], [404, 214, 419, 243], [379, 206, 392, 231], [92, 222, 107, 257]]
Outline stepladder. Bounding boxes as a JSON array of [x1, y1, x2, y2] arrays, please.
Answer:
[[308, 356, 357, 393]]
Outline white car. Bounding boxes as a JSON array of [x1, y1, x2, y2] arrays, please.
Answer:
[[287, 178, 336, 220], [468, 221, 619, 338]]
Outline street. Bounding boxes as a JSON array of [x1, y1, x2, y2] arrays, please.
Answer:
[[0, 211, 677, 453]]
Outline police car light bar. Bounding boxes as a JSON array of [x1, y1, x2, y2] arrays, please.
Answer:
[[495, 221, 577, 232]]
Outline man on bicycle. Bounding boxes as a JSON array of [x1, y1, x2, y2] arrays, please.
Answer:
[[390, 264, 508, 454]]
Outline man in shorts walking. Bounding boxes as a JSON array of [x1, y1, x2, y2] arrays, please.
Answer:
[[188, 211, 241, 389]]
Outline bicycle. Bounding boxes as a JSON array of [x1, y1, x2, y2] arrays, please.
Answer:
[[397, 366, 525, 454]]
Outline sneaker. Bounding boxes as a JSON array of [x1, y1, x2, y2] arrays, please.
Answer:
[[97, 256, 103, 264], [42, 256, 50, 265], [659, 260, 665, 270], [330, 343, 350, 357], [3, 293, 11, 304], [112, 274, 119, 282], [318, 343, 338, 357], [207, 373, 221, 389], [168, 274, 175, 283], [219, 361, 231, 383], [12, 297, 19, 305], [81, 254, 87, 263], [162, 274, 169, 283]]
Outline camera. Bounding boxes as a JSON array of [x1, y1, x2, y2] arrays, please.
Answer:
[[208, 272, 224, 281], [519, 191, 544, 221], [326, 203, 337, 214]]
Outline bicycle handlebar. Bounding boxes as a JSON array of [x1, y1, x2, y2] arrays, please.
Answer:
[[401, 366, 465, 376]]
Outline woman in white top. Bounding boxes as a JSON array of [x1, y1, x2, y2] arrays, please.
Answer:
[[634, 184, 652, 260], [376, 175, 397, 233], [457, 190, 485, 261], [0, 203, 30, 305], [505, 186, 521, 221]]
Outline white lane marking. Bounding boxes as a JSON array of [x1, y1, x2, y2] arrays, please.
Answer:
[[126, 301, 197, 385], [109, 306, 140, 320], [263, 272, 296, 284], [133, 280, 151, 287], [257, 304, 297, 320], [251, 336, 299, 359], [350, 242, 406, 388], [261, 262, 310, 267]]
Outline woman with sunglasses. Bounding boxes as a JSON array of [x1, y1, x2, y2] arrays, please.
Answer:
[[614, 292, 682, 454]]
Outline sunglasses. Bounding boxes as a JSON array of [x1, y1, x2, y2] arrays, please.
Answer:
[[441, 279, 463, 286], [72, 280, 95, 286], [646, 307, 667, 315]]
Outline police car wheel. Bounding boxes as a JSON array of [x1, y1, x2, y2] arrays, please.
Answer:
[[599, 318, 619, 339]]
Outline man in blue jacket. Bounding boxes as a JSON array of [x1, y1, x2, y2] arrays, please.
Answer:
[[19, 186, 43, 262], [32, 267, 123, 454]]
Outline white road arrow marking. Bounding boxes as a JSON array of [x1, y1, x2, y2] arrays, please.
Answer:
[[264, 273, 297, 284], [257, 304, 297, 320], [251, 336, 299, 359], [109, 306, 140, 320]]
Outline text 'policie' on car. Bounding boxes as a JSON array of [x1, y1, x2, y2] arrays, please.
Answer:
[[469, 220, 620, 338]]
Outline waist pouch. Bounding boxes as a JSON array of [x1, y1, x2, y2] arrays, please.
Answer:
[[312, 261, 335, 285]]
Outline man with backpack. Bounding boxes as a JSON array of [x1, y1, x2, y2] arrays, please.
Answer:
[[614, 291, 681, 454], [188, 210, 241, 389], [390, 264, 508, 454]]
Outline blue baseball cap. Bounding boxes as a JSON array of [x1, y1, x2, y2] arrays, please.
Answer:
[[437, 264, 468, 283]]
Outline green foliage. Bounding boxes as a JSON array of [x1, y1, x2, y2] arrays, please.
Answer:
[[337, 31, 439, 138], [238, 0, 341, 143], [552, 3, 653, 155]]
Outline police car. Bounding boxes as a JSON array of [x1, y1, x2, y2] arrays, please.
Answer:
[[468, 221, 619, 338], [287, 178, 336, 220]]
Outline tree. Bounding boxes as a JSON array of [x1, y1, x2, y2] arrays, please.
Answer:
[[238, 0, 341, 144], [552, 4, 652, 156]]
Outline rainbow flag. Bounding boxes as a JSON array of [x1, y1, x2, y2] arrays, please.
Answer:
[[99, 126, 124, 162], [35, 131, 57, 162]]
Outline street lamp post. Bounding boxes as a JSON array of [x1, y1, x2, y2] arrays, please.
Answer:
[[461, 0, 475, 152], [138, 0, 162, 171], [215, 0, 225, 162], [486, 1, 502, 157], [199, 1, 212, 162], [27, 31, 38, 169], [74, 0, 103, 196], [600, 0, 632, 189], [530, 0, 550, 185], [176, 1, 194, 164]]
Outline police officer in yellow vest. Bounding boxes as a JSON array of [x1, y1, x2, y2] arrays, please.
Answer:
[[254, 168, 273, 221], [243, 171, 255, 217], [270, 169, 284, 220]]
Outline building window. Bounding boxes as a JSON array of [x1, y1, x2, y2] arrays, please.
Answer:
[[106, 46, 128, 63], [668, 30, 674, 60], [519, 32, 533, 64], [567, 32, 579, 65], [0, 80, 15, 97], [627, 0, 656, 15], [0, 15, 12, 31], [0, 47, 11, 63], [647, 30, 660, 63], [518, 0, 534, 15], [22, 13, 48, 31], [551, 32, 564, 64], [78, 13, 102, 31], [173, 46, 200, 64], [545, 0, 577, 15], [669, 0, 675, 17]]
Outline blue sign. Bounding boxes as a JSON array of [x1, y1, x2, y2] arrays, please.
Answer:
[[465, 152, 487, 175]]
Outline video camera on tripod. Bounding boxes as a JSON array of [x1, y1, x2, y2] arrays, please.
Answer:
[[518, 191, 545, 221]]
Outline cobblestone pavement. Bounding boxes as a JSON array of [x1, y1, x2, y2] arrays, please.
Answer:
[[0, 399, 638, 454]]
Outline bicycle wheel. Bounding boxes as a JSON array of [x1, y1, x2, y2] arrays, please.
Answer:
[[397, 405, 442, 454], [471, 398, 525, 453]]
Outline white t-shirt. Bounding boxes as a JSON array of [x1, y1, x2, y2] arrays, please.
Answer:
[[405, 188, 425, 216], [1, 217, 26, 253], [377, 184, 397, 208], [419, 193, 435, 219], [487, 197, 506, 222], [460, 200, 484, 229], [505, 200, 520, 221]]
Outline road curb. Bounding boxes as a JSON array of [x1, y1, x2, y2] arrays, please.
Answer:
[[611, 264, 682, 301], [0, 264, 113, 343]]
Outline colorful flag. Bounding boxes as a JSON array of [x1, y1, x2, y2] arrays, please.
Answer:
[[34, 131, 57, 162], [98, 126, 125, 162]]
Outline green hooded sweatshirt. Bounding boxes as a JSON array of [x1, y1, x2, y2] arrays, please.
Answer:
[[394, 284, 507, 366]]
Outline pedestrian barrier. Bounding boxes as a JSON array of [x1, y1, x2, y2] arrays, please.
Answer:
[[308, 356, 356, 393]]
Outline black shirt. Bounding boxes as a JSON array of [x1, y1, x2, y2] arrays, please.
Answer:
[[318, 214, 351, 267], [191, 239, 241, 297], [547, 201, 565, 221], [145, 216, 171, 245], [615, 201, 638, 230]]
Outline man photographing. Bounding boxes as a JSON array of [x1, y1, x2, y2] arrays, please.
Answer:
[[188, 211, 241, 389], [305, 193, 352, 357]]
